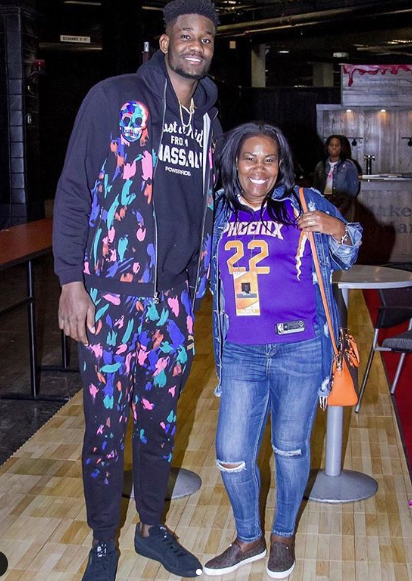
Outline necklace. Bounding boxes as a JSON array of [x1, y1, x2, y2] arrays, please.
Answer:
[[179, 98, 195, 129]]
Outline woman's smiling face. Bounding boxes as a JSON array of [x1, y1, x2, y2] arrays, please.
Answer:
[[237, 135, 279, 206]]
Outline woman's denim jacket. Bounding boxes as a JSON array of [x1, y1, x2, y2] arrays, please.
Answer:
[[313, 158, 360, 215], [210, 185, 363, 407]]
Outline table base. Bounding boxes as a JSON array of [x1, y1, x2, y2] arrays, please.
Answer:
[[306, 469, 378, 503], [123, 467, 202, 501]]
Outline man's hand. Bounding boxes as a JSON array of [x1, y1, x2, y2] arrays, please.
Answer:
[[58, 282, 96, 345]]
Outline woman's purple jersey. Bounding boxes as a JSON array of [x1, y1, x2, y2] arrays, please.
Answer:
[[218, 203, 317, 344]]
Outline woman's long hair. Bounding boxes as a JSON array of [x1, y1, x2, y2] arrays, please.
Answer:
[[217, 121, 300, 225]]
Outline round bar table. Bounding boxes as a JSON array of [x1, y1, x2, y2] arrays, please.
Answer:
[[308, 265, 412, 503]]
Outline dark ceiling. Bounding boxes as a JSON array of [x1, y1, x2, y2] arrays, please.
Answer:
[[155, 0, 412, 62], [36, 0, 412, 66]]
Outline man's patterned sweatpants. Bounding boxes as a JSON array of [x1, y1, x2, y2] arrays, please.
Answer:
[[78, 282, 195, 541]]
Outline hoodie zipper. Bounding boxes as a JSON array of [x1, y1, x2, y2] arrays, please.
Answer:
[[152, 80, 168, 304], [191, 108, 218, 310]]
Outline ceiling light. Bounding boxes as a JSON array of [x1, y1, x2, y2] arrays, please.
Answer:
[[278, 50, 289, 54], [388, 39, 412, 44], [64, 1, 101, 5]]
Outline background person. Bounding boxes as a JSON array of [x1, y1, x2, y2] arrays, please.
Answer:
[[52, 1, 221, 579], [313, 134, 360, 218], [204, 122, 362, 579]]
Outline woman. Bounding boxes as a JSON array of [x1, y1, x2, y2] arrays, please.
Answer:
[[204, 123, 362, 579], [313, 134, 360, 218]]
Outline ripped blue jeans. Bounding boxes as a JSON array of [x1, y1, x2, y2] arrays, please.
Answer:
[[216, 330, 322, 542]]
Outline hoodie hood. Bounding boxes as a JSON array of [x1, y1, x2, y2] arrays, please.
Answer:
[[136, 49, 218, 116]]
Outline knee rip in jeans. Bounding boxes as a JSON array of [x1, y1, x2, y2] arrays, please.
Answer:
[[216, 459, 246, 472], [272, 445, 302, 457]]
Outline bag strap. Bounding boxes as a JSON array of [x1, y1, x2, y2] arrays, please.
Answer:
[[298, 187, 338, 356]]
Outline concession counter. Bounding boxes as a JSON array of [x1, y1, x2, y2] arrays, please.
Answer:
[[355, 175, 412, 265]]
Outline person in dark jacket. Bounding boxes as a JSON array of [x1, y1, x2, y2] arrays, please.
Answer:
[[53, 1, 221, 579], [313, 134, 360, 219]]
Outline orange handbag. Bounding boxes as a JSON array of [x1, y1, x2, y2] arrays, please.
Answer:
[[299, 188, 360, 406]]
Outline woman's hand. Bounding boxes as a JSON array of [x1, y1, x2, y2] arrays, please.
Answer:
[[297, 210, 351, 244]]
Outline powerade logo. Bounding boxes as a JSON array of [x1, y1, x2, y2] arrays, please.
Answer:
[[0, 552, 8, 577]]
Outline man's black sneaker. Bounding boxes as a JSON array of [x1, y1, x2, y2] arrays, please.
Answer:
[[134, 524, 203, 577], [82, 541, 119, 581]]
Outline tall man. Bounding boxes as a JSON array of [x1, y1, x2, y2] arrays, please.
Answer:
[[53, 1, 220, 579]]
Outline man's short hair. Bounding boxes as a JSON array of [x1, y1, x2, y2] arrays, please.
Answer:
[[163, 0, 219, 30]]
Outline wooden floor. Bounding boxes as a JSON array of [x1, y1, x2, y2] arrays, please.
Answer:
[[1, 290, 411, 581]]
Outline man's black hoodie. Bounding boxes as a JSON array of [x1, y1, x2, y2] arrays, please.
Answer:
[[53, 50, 221, 305]]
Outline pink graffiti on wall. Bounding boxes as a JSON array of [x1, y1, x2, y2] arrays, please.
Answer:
[[342, 64, 412, 87]]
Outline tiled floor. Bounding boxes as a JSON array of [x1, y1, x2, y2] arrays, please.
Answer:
[[0, 256, 81, 466]]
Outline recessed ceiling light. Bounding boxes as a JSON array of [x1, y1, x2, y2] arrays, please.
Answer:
[[388, 39, 412, 44], [64, 1, 101, 5]]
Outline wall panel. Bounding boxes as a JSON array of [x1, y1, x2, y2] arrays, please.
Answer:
[[342, 65, 412, 107]]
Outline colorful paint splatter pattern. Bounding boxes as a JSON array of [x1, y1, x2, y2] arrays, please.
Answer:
[[79, 283, 194, 530]]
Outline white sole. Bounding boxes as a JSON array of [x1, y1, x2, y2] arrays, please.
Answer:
[[203, 549, 267, 576], [266, 560, 295, 579]]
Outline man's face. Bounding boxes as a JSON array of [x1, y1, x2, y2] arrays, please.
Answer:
[[160, 14, 215, 81]]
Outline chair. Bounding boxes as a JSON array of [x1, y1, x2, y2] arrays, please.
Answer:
[[355, 286, 412, 413], [381, 329, 412, 388]]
